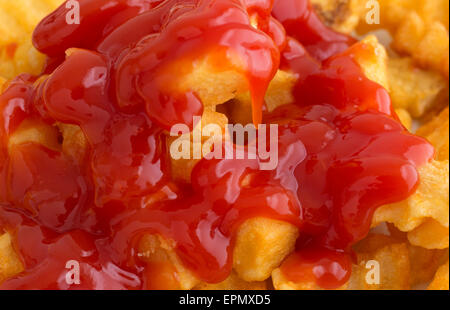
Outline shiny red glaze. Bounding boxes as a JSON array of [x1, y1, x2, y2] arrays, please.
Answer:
[[272, 0, 356, 60], [0, 208, 140, 289], [279, 247, 352, 289], [0, 0, 435, 290], [33, 0, 164, 57]]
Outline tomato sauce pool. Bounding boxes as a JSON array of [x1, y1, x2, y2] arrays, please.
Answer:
[[0, 0, 434, 289]]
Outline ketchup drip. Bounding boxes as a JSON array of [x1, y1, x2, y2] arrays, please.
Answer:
[[0, 0, 434, 289]]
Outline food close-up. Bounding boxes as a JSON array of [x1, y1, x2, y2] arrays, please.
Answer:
[[0, 0, 448, 291]]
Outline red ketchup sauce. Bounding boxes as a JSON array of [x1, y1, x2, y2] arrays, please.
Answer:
[[0, 0, 434, 289]]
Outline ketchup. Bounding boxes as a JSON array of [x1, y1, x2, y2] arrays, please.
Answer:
[[0, 0, 434, 290]]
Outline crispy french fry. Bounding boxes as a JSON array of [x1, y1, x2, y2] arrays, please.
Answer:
[[233, 218, 298, 282], [311, 0, 366, 34], [416, 107, 449, 161], [0, 233, 24, 284], [427, 260, 449, 290], [388, 57, 447, 118], [0, 0, 64, 78], [373, 161, 449, 249], [138, 234, 200, 290]]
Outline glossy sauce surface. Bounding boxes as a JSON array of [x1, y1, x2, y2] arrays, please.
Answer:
[[0, 0, 434, 289]]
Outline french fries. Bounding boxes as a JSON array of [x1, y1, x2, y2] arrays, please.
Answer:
[[233, 218, 299, 282], [373, 161, 449, 250], [416, 107, 449, 161], [0, 0, 449, 291], [349, 240, 411, 290], [427, 260, 450, 290], [0, 233, 24, 284], [137, 234, 200, 290], [356, 0, 450, 78], [0, 0, 64, 78], [310, 0, 365, 34], [387, 57, 448, 118]]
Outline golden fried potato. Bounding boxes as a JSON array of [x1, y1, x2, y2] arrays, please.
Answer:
[[8, 118, 61, 152], [393, 12, 426, 56], [349, 236, 411, 290], [408, 219, 449, 250], [56, 123, 89, 164], [0, 0, 64, 78], [373, 160, 449, 249], [357, 0, 449, 78], [271, 264, 348, 290], [0, 76, 5, 90], [420, 0, 449, 30], [264, 70, 297, 113], [311, 0, 366, 34], [137, 234, 200, 290], [168, 110, 228, 183], [181, 57, 249, 110], [388, 57, 447, 118], [413, 22, 449, 78], [395, 108, 412, 131], [227, 70, 297, 126], [392, 13, 449, 78], [357, 0, 412, 34], [195, 271, 267, 290], [0, 232, 24, 284], [233, 218, 298, 282], [408, 244, 449, 287], [427, 260, 449, 290], [353, 36, 390, 91], [416, 107, 449, 161], [351, 232, 447, 288]]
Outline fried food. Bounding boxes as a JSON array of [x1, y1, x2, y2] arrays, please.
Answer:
[[0, 0, 448, 291], [394, 18, 449, 78], [395, 108, 412, 131], [0, 233, 24, 284], [416, 107, 449, 161], [373, 161, 449, 249], [310, 0, 365, 34], [0, 0, 64, 78], [356, 0, 450, 78], [137, 234, 200, 290], [351, 35, 390, 90], [388, 57, 448, 118], [271, 267, 348, 290], [168, 110, 228, 183], [349, 239, 411, 290], [408, 244, 449, 287], [427, 260, 450, 290], [233, 218, 299, 282]]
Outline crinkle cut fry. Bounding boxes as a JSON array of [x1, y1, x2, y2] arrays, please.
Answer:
[[387, 57, 448, 118], [373, 160, 449, 250], [0, 0, 65, 78], [136, 217, 298, 290], [355, 0, 449, 78]]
